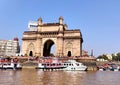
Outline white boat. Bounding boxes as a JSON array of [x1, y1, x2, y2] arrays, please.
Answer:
[[0, 60, 22, 69], [0, 62, 22, 70], [110, 64, 120, 71], [36, 62, 65, 70], [36, 59, 87, 71], [98, 63, 120, 71], [36, 58, 65, 70], [98, 66, 104, 71], [62, 60, 87, 71]]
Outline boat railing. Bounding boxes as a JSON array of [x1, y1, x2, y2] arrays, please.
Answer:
[[42, 63, 63, 67], [0, 60, 10, 65], [0, 60, 19, 65]]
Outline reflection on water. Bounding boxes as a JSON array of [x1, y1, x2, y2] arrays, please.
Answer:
[[81, 71, 120, 85], [0, 69, 120, 85], [37, 71, 85, 85]]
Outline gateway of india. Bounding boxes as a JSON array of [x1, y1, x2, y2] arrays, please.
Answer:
[[22, 16, 83, 57]]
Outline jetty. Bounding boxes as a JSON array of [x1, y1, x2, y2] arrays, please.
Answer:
[[7, 56, 98, 71]]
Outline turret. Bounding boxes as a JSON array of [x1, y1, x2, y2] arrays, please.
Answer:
[[37, 17, 43, 31], [59, 16, 64, 25], [38, 17, 42, 26]]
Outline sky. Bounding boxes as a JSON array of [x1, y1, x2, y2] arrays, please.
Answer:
[[0, 0, 120, 57]]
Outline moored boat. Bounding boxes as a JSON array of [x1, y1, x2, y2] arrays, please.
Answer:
[[36, 57, 65, 70], [98, 66, 104, 71], [98, 63, 120, 71], [0, 58, 22, 70], [110, 63, 119, 71], [0, 62, 22, 70], [36, 58, 87, 71], [62, 60, 87, 71]]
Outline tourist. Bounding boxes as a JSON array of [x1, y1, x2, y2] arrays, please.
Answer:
[[13, 57, 18, 69]]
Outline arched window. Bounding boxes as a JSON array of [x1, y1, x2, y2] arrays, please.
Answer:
[[65, 43, 73, 56], [29, 51, 33, 56], [67, 51, 71, 57], [27, 43, 35, 57]]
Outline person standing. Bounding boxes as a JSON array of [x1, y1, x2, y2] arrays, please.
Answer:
[[13, 57, 18, 69]]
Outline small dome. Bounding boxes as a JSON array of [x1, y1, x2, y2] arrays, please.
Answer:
[[59, 16, 64, 20], [38, 17, 42, 21], [14, 37, 19, 41]]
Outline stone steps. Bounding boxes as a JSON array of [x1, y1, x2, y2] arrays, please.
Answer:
[[21, 61, 38, 66]]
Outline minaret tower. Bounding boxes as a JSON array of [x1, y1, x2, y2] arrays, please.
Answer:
[[37, 17, 43, 31]]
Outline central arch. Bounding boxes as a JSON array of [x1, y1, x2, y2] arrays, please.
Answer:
[[43, 39, 55, 57]]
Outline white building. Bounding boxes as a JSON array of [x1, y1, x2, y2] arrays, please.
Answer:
[[28, 21, 38, 31], [0, 38, 20, 56], [106, 54, 112, 60]]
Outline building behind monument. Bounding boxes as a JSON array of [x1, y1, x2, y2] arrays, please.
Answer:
[[0, 37, 20, 57]]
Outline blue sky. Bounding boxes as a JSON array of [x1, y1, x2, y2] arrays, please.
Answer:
[[0, 0, 120, 56]]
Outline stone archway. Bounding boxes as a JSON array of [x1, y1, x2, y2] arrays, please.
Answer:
[[22, 17, 83, 57], [43, 39, 55, 57]]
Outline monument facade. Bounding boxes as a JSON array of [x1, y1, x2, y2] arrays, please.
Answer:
[[22, 17, 83, 57]]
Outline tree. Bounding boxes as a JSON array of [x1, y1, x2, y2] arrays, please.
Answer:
[[112, 52, 120, 61], [117, 53, 120, 61], [97, 54, 108, 60], [112, 54, 117, 61]]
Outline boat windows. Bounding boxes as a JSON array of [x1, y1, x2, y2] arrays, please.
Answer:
[[42, 64, 45, 66], [53, 63, 55, 66], [59, 63, 61, 65], [77, 64, 79, 66]]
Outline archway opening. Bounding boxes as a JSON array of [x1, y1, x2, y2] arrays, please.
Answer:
[[67, 51, 71, 57], [43, 40, 55, 57], [29, 51, 33, 56], [50, 44, 55, 56]]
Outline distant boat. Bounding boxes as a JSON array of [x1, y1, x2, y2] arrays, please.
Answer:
[[98, 63, 119, 71], [110, 63, 119, 71], [0, 62, 22, 70], [0, 58, 22, 70]]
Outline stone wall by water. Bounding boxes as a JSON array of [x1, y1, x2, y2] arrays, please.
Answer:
[[76, 59, 98, 71]]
